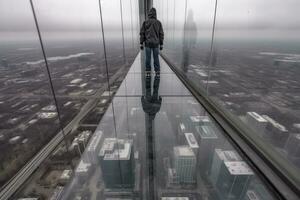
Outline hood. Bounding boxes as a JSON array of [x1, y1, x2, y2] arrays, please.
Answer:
[[148, 8, 157, 19]]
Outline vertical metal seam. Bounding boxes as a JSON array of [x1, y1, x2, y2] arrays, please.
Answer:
[[205, 0, 218, 94], [130, 0, 135, 49], [119, 0, 127, 63], [29, 0, 70, 152]]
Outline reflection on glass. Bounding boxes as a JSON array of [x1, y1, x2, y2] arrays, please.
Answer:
[[141, 75, 162, 119], [156, 0, 300, 192], [212, 0, 300, 173], [182, 9, 197, 73]]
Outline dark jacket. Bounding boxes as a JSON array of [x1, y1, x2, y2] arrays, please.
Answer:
[[140, 8, 164, 48]]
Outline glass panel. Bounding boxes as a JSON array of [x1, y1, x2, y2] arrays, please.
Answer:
[[0, 0, 64, 189], [1, 0, 295, 199], [158, 0, 300, 191], [101, 0, 128, 79], [212, 0, 300, 175], [5, 0, 139, 199], [155, 0, 188, 69], [121, 0, 138, 62], [30, 0, 108, 128]]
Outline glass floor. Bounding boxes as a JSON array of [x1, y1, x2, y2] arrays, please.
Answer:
[[59, 53, 278, 200]]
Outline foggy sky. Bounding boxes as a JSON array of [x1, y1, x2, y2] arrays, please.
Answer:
[[1, 0, 300, 32], [0, 0, 138, 31], [156, 0, 300, 30]]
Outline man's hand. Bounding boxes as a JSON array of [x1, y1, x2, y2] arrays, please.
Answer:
[[160, 45, 163, 51], [140, 45, 144, 50]]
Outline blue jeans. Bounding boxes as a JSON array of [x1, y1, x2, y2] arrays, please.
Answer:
[[145, 47, 160, 72]]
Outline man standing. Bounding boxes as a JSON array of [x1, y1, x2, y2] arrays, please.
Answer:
[[140, 8, 164, 77]]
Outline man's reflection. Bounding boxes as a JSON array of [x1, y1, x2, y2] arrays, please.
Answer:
[[141, 74, 161, 199], [182, 10, 197, 73], [141, 74, 162, 119]]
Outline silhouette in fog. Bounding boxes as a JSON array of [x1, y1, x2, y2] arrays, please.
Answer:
[[182, 10, 197, 73], [140, 8, 164, 77]]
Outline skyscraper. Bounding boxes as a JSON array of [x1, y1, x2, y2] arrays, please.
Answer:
[[98, 138, 135, 189], [172, 146, 196, 184], [216, 161, 254, 200], [196, 125, 218, 175], [210, 149, 242, 186]]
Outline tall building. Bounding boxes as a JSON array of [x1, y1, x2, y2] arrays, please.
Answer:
[[98, 138, 135, 189], [184, 132, 199, 149], [86, 130, 103, 164], [196, 125, 218, 175], [172, 146, 196, 184], [210, 149, 253, 200], [210, 149, 242, 186], [216, 161, 254, 200]]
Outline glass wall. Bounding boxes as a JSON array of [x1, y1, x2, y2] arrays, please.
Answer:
[[154, 0, 300, 192], [0, 0, 139, 196], [0, 0, 64, 189]]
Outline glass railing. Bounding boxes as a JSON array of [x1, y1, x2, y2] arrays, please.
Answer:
[[154, 0, 300, 195], [0, 0, 139, 197]]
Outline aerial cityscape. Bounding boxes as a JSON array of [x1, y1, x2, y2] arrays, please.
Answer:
[[166, 39, 300, 170], [1, 0, 300, 199], [0, 38, 137, 192]]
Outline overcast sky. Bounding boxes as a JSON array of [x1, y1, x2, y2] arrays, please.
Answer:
[[1, 0, 300, 32], [156, 0, 300, 30], [0, 0, 138, 31]]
